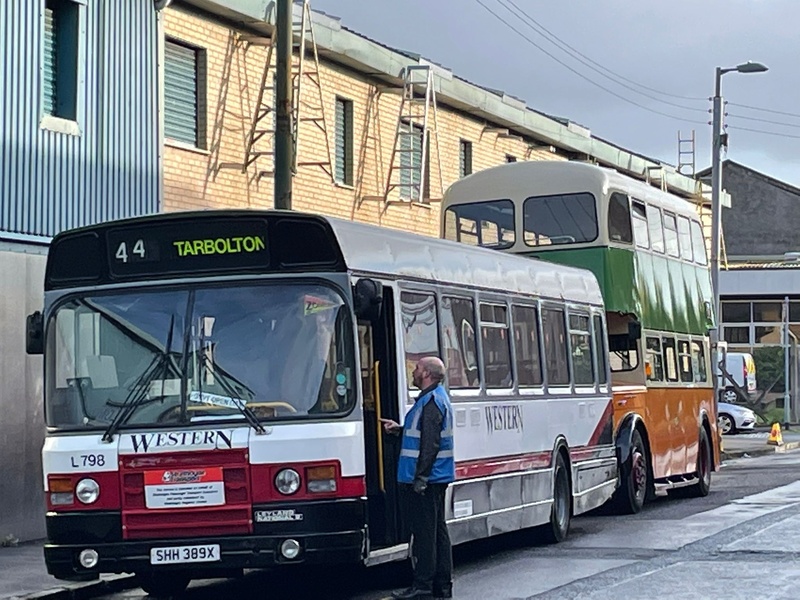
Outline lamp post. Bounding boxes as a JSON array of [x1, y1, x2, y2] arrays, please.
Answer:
[[709, 61, 768, 400]]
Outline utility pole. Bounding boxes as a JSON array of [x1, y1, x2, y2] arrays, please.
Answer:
[[274, 0, 293, 210]]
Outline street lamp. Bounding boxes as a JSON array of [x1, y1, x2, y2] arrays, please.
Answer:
[[709, 61, 768, 399]]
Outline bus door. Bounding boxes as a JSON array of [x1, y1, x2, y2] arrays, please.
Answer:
[[357, 283, 403, 549]]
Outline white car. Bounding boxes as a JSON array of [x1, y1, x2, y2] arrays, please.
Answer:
[[717, 402, 757, 435]]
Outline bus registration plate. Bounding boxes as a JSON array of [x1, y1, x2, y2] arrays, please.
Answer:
[[150, 544, 221, 565]]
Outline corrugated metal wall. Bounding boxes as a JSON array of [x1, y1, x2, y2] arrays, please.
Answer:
[[0, 0, 160, 542], [0, 0, 160, 238]]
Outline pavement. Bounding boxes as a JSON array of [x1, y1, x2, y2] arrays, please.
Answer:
[[3, 428, 799, 600]]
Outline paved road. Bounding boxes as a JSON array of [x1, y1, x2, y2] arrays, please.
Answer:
[[94, 452, 800, 600]]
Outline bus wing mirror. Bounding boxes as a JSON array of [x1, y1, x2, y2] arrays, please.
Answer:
[[353, 279, 383, 321], [628, 321, 642, 341], [26, 311, 44, 355]]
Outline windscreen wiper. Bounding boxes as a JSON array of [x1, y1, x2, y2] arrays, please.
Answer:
[[196, 351, 266, 435], [101, 315, 177, 443]]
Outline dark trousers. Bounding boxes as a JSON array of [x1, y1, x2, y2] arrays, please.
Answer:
[[404, 483, 453, 592]]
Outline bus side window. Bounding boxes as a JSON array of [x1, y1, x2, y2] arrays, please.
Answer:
[[646, 336, 663, 381], [441, 296, 480, 389], [646, 204, 665, 254], [512, 304, 543, 387], [690, 220, 708, 266], [608, 192, 632, 244], [691, 341, 708, 382], [568, 313, 595, 386], [479, 303, 512, 388], [541, 308, 570, 386], [663, 213, 680, 258], [631, 200, 649, 250], [677, 216, 693, 262], [400, 291, 440, 392], [593, 314, 608, 385], [662, 337, 679, 382], [677, 339, 693, 383]]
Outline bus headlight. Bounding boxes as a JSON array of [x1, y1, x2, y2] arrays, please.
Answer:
[[75, 478, 100, 504], [275, 469, 301, 495]]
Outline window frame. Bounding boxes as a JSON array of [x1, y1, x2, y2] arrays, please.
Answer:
[[459, 139, 473, 178], [511, 303, 544, 389], [41, 0, 85, 135], [439, 294, 480, 390], [164, 38, 207, 149], [399, 289, 441, 394], [540, 305, 571, 389], [646, 204, 665, 254], [567, 310, 596, 388], [523, 192, 599, 247], [334, 96, 354, 186], [631, 199, 650, 250], [478, 301, 514, 390], [607, 192, 633, 245]]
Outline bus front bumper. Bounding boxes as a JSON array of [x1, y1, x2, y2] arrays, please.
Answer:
[[44, 530, 367, 578]]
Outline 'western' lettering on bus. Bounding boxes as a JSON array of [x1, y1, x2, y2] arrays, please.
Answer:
[[172, 236, 265, 257], [129, 429, 235, 453]]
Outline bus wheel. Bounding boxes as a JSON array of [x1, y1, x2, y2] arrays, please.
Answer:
[[612, 429, 649, 515], [686, 428, 712, 498], [539, 451, 571, 544], [136, 571, 191, 598]]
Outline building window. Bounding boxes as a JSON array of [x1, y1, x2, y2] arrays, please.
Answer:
[[400, 122, 428, 200], [459, 140, 473, 178], [43, 0, 80, 121], [506, 154, 517, 163], [334, 97, 354, 185], [165, 40, 204, 147]]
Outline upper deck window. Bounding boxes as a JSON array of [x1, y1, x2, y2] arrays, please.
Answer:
[[523, 193, 597, 247], [443, 200, 515, 249], [607, 192, 632, 244]]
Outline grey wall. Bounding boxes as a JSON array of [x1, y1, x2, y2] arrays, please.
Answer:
[[0, 244, 47, 542], [722, 162, 800, 258]]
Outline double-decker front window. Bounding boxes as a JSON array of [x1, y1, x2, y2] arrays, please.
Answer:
[[45, 283, 355, 430]]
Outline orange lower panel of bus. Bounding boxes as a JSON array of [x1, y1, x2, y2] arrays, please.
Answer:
[[613, 385, 718, 480]]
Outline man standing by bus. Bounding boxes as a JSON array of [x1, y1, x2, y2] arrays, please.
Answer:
[[382, 356, 455, 600]]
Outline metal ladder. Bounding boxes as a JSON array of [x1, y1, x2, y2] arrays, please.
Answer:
[[677, 130, 696, 176], [382, 65, 443, 203], [242, 0, 333, 180]]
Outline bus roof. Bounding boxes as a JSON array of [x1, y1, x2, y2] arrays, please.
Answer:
[[324, 215, 604, 306], [444, 160, 700, 220], [44, 210, 603, 306]]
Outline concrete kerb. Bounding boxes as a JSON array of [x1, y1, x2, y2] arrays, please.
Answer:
[[15, 574, 136, 600], [721, 440, 800, 461]]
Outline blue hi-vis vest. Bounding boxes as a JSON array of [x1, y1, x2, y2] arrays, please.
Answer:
[[397, 384, 455, 484]]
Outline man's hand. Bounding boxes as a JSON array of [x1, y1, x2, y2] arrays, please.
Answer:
[[412, 478, 427, 495], [380, 418, 402, 434]]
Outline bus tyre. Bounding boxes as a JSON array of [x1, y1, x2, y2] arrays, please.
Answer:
[[612, 429, 649, 515], [686, 428, 712, 498], [136, 571, 191, 598], [539, 452, 571, 544]]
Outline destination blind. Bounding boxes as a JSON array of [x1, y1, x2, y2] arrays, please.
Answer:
[[106, 217, 270, 278]]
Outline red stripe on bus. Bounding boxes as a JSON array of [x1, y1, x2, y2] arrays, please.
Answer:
[[455, 451, 552, 480]]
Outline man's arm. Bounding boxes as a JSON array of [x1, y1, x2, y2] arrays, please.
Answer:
[[414, 400, 443, 491]]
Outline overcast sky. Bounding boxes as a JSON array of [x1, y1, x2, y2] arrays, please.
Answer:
[[313, 0, 800, 187]]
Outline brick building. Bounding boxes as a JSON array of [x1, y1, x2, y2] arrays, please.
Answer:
[[161, 0, 705, 238]]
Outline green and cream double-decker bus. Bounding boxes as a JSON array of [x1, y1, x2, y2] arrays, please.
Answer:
[[441, 160, 718, 514]]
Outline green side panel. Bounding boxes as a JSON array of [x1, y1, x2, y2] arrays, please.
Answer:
[[523, 247, 713, 335]]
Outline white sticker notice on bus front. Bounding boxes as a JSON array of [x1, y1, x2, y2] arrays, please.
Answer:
[[144, 467, 226, 509]]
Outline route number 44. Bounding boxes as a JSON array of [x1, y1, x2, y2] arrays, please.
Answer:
[[116, 240, 146, 263]]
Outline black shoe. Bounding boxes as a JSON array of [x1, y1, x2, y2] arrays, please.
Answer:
[[433, 585, 453, 599], [391, 587, 434, 599]]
